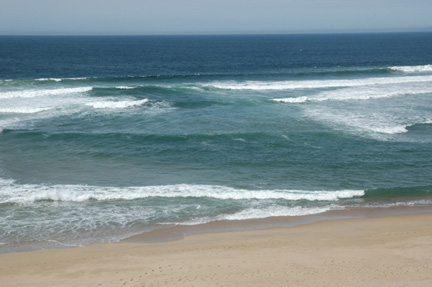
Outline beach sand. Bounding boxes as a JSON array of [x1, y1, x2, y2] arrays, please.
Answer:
[[1, 213, 432, 287]]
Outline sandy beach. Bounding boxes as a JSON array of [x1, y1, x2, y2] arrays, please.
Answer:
[[1, 213, 432, 287]]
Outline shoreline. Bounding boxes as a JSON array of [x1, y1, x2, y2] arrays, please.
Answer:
[[1, 212, 432, 286], [2, 204, 432, 254], [122, 204, 432, 243]]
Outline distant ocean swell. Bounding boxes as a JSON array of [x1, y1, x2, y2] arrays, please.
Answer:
[[1, 64, 431, 138], [1, 64, 431, 85], [2, 65, 431, 90]]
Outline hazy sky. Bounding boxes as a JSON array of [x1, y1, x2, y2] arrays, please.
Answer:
[[1, 0, 431, 35]]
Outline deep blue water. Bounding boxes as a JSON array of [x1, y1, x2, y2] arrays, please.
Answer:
[[1, 33, 432, 252]]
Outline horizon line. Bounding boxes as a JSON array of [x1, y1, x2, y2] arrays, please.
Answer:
[[1, 27, 431, 37], [1, 30, 432, 37]]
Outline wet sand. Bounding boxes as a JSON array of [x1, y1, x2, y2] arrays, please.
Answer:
[[1, 213, 432, 287]]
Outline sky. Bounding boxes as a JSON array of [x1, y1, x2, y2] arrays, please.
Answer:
[[1, 0, 431, 35]]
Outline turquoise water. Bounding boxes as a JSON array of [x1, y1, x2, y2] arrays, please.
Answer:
[[1, 34, 432, 252]]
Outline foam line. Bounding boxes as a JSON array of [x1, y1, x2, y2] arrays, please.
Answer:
[[115, 86, 136, 90], [0, 179, 365, 204], [85, 99, 148, 109], [0, 87, 93, 99], [0, 107, 51, 114], [388, 64, 432, 73], [204, 75, 432, 91], [273, 82, 432, 103]]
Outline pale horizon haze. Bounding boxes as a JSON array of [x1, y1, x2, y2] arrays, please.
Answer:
[[1, 0, 432, 35]]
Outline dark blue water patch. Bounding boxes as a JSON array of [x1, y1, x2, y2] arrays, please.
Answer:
[[1, 33, 432, 80], [362, 186, 432, 199], [88, 84, 266, 108], [406, 122, 432, 132], [393, 123, 432, 143], [0, 66, 397, 88], [1, 128, 431, 189]]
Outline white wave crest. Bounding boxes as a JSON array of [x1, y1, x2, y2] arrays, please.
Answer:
[[35, 77, 89, 81], [115, 86, 135, 90], [369, 126, 408, 134], [273, 96, 309, 103], [0, 107, 51, 114], [66, 77, 89, 80], [0, 87, 93, 99], [204, 75, 432, 91], [35, 78, 62, 82], [85, 99, 148, 109], [389, 65, 432, 73], [0, 179, 365, 204], [273, 81, 432, 104], [180, 205, 335, 225], [0, 118, 21, 132], [221, 206, 333, 220], [305, 103, 432, 136]]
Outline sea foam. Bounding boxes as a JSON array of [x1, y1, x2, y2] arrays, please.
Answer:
[[389, 64, 432, 73], [85, 99, 148, 109], [0, 107, 52, 114], [305, 104, 431, 136], [204, 75, 432, 91], [273, 97, 309, 103], [35, 77, 89, 82], [220, 206, 333, 220], [115, 86, 136, 90], [0, 179, 365, 204], [273, 81, 432, 103], [0, 87, 93, 99], [179, 206, 334, 225], [35, 78, 62, 82]]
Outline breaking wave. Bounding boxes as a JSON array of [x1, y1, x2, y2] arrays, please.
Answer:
[[0, 179, 365, 204], [85, 99, 149, 109], [388, 64, 432, 73], [202, 75, 432, 91], [272, 81, 432, 103], [0, 87, 93, 99]]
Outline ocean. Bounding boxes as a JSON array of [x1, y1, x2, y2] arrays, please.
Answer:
[[1, 33, 432, 252]]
